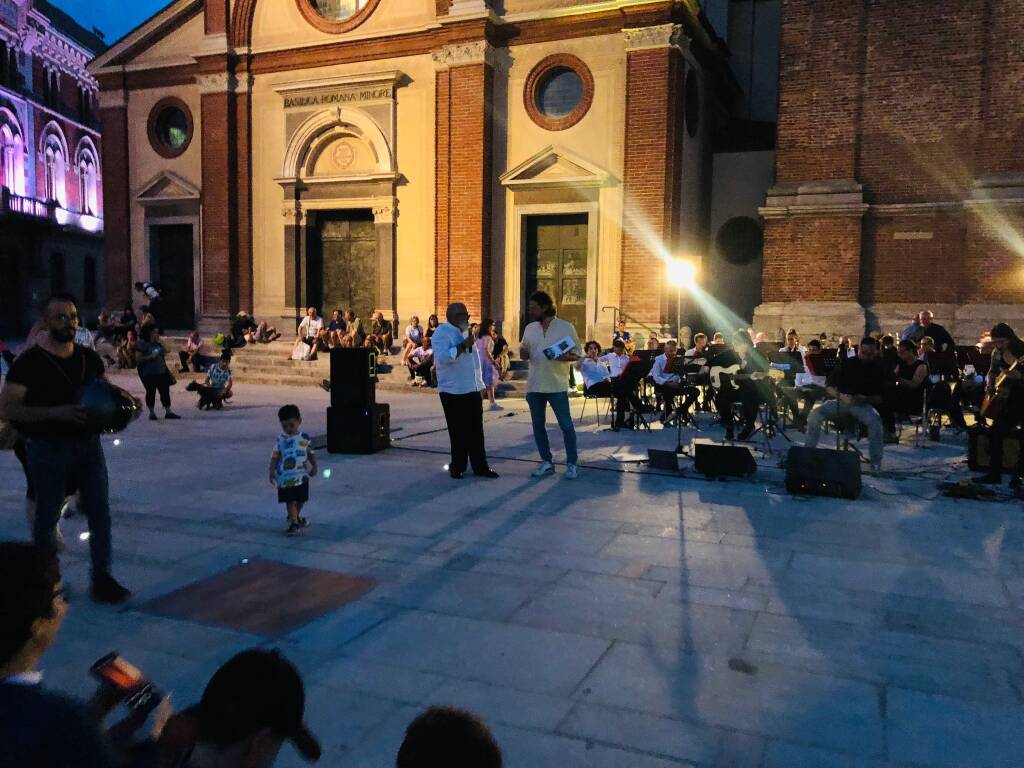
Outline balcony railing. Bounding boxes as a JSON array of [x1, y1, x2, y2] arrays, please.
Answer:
[[2, 189, 103, 233]]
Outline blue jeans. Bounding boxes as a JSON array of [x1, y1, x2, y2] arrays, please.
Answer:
[[526, 391, 578, 465], [26, 435, 112, 576]]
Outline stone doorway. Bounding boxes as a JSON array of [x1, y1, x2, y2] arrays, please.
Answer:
[[313, 210, 377, 321], [149, 223, 195, 329], [525, 213, 589, 338]]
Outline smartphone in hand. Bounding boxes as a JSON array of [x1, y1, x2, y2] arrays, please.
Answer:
[[90, 653, 162, 713]]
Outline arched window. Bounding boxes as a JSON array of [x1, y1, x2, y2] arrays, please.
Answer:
[[0, 110, 25, 196], [42, 133, 67, 207], [76, 141, 98, 215]]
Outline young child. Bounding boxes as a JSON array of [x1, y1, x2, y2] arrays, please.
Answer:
[[268, 404, 317, 535]]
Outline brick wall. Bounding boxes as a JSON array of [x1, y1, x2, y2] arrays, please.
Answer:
[[620, 45, 684, 327], [200, 90, 236, 318], [434, 62, 492, 319], [762, 216, 862, 303], [862, 214, 966, 305], [99, 103, 131, 309], [236, 89, 253, 313]]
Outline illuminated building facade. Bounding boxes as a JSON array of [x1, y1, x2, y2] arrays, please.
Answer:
[[0, 0, 105, 335]]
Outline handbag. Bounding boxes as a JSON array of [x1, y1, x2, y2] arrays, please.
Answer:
[[291, 340, 312, 361]]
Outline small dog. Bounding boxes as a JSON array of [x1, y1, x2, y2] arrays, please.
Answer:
[[186, 381, 227, 410]]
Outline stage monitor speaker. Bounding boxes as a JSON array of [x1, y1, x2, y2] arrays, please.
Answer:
[[967, 426, 1022, 472], [329, 348, 377, 409], [647, 449, 679, 471], [785, 446, 861, 499], [326, 404, 390, 454], [692, 440, 756, 478]]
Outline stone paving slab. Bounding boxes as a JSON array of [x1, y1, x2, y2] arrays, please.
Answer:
[[1, 376, 1022, 767]]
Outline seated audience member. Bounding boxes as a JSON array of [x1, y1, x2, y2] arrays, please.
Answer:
[[326, 310, 346, 347], [158, 649, 320, 768], [918, 336, 935, 359], [712, 330, 775, 441], [975, 323, 1024, 486], [403, 316, 424, 366], [397, 706, 501, 768], [780, 330, 805, 354], [646, 332, 660, 351], [118, 306, 138, 336], [204, 351, 234, 403], [601, 339, 643, 428], [344, 310, 365, 347], [226, 311, 257, 349], [179, 331, 216, 372], [365, 311, 393, 356], [296, 307, 323, 349], [804, 336, 887, 471], [253, 319, 280, 343], [781, 338, 828, 429], [493, 333, 511, 381], [116, 328, 138, 369], [881, 339, 929, 441], [0, 542, 155, 767], [917, 309, 955, 352], [408, 336, 434, 386], [425, 314, 440, 339], [313, 327, 332, 356], [612, 320, 635, 354], [650, 339, 699, 424]]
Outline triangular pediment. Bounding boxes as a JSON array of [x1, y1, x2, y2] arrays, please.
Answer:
[[135, 171, 200, 203], [500, 146, 612, 189]]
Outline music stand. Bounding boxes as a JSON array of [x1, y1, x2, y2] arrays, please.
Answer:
[[926, 350, 959, 380]]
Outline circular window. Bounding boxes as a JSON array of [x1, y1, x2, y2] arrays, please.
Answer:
[[716, 217, 763, 266], [297, 0, 380, 33], [147, 98, 193, 159], [685, 69, 700, 138], [524, 54, 594, 131]]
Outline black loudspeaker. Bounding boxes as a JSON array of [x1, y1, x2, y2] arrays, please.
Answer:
[[785, 446, 862, 499], [692, 440, 756, 477], [967, 426, 1022, 472], [647, 449, 679, 471], [327, 404, 390, 454], [330, 348, 377, 409]]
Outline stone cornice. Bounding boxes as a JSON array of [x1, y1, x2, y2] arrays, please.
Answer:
[[196, 72, 236, 94], [623, 23, 686, 52], [97, 89, 127, 110], [431, 40, 493, 70]]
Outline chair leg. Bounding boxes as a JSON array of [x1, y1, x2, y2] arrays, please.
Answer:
[[577, 396, 588, 425]]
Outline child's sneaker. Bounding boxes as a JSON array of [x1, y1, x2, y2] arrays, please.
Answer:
[[297, 517, 310, 529], [286, 522, 303, 536]]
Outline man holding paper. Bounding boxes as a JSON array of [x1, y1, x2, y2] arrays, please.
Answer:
[[520, 291, 581, 479]]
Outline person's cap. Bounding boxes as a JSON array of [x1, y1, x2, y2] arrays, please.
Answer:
[[196, 649, 320, 761], [990, 322, 1015, 340]]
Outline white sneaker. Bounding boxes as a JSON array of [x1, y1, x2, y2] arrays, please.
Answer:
[[531, 461, 555, 478], [489, 402, 503, 411], [565, 464, 578, 480]]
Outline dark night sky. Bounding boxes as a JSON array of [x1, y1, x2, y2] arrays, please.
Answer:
[[49, 0, 171, 47]]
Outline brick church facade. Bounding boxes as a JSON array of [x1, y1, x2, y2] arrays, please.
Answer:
[[89, 0, 733, 342], [755, 0, 1024, 342]]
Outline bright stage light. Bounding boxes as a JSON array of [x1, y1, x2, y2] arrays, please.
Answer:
[[667, 258, 698, 288], [113, 439, 121, 447], [79, 532, 90, 542]]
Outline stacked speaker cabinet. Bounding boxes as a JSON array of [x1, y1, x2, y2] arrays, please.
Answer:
[[326, 348, 390, 454]]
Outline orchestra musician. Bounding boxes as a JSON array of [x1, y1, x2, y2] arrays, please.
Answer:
[[880, 339, 928, 443], [711, 330, 776, 442], [975, 323, 1024, 486], [576, 339, 642, 430], [780, 338, 827, 430], [650, 339, 699, 425]]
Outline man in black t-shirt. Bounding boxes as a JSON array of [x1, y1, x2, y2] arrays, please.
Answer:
[[0, 294, 131, 604], [976, 323, 1024, 486], [804, 336, 887, 471]]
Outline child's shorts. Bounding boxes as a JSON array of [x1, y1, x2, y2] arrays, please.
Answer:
[[278, 480, 309, 504]]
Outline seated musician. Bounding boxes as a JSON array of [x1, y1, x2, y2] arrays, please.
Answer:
[[917, 336, 935, 359], [804, 336, 886, 472], [880, 340, 929, 442], [711, 331, 776, 442], [601, 339, 643, 428], [975, 323, 1024, 486], [780, 330, 805, 355], [646, 332, 660, 351], [686, 333, 709, 360], [781, 338, 827, 429], [712, 332, 725, 345], [612, 320, 636, 354], [650, 339, 699, 424], [577, 340, 613, 394]]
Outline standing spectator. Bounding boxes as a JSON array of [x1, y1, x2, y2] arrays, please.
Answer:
[[134, 280, 162, 324], [475, 319, 502, 411], [407, 336, 435, 387], [432, 303, 498, 479], [917, 310, 955, 352], [135, 324, 180, 422], [397, 706, 501, 768], [402, 316, 424, 370], [519, 291, 580, 479], [326, 309, 346, 347], [0, 294, 131, 603], [268, 405, 317, 536], [900, 312, 922, 342], [613, 319, 634, 354], [296, 309, 323, 352], [179, 330, 216, 373]]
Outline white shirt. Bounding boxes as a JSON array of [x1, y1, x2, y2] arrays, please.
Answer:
[[578, 357, 611, 388], [432, 322, 483, 394], [3, 671, 43, 686], [600, 351, 630, 378], [298, 316, 323, 338], [520, 317, 581, 393], [684, 346, 709, 360], [779, 345, 807, 354], [650, 353, 681, 385], [74, 327, 95, 349]]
